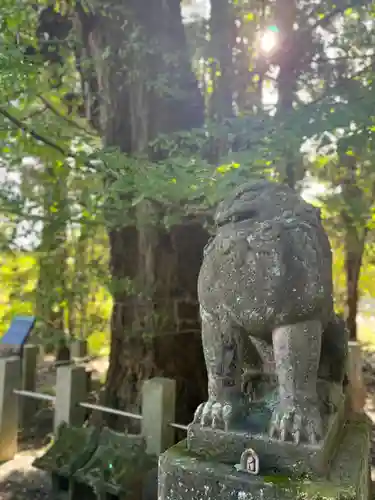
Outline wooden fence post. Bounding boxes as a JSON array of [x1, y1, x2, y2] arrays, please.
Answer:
[[142, 377, 176, 456], [347, 340, 366, 413], [0, 357, 21, 461], [54, 364, 87, 432], [20, 344, 39, 428]]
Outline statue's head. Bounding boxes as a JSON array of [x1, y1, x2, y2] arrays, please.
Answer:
[[215, 180, 273, 226], [215, 180, 321, 229]]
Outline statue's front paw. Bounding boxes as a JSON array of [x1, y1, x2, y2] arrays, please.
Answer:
[[269, 401, 323, 444], [193, 400, 233, 431]]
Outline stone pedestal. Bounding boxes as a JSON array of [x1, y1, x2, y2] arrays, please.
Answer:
[[158, 416, 371, 500], [186, 395, 346, 477]]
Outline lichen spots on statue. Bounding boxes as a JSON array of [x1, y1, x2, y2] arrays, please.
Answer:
[[159, 178, 365, 494], [191, 180, 348, 459]]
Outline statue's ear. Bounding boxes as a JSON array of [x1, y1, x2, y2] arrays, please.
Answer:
[[316, 208, 322, 220]]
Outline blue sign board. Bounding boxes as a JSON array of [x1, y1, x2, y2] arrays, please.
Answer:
[[1, 316, 36, 347]]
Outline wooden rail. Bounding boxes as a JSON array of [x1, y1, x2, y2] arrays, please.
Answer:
[[0, 352, 185, 460]]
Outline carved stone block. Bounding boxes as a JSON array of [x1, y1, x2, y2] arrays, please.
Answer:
[[187, 395, 347, 477], [159, 416, 371, 500]]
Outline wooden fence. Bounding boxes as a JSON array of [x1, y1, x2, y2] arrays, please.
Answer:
[[0, 341, 365, 462], [0, 345, 186, 462]]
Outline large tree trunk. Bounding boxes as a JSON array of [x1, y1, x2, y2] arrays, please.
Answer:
[[80, 0, 208, 428], [274, 0, 303, 188], [344, 233, 365, 340], [339, 147, 368, 340], [106, 223, 209, 427], [210, 0, 235, 121]]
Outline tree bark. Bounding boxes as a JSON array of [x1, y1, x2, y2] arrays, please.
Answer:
[[78, 0, 208, 428], [345, 233, 365, 340], [210, 0, 235, 121], [274, 0, 301, 188], [339, 148, 368, 340]]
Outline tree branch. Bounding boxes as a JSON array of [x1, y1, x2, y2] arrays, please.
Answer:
[[0, 107, 68, 156], [38, 95, 97, 137], [301, 62, 374, 109], [23, 106, 48, 120], [308, 0, 369, 32]]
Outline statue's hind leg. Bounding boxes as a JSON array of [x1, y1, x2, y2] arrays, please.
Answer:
[[318, 315, 349, 412], [270, 320, 323, 444], [319, 315, 348, 385], [192, 308, 244, 431]]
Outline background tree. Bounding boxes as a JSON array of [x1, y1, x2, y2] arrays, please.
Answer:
[[0, 0, 375, 430], [312, 133, 375, 339]]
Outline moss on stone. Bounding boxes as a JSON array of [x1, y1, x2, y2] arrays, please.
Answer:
[[73, 428, 156, 496], [33, 423, 99, 476], [159, 418, 371, 500]]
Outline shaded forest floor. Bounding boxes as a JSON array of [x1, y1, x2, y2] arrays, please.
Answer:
[[0, 352, 375, 499]]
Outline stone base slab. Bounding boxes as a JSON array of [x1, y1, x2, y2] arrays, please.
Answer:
[[187, 396, 346, 476], [159, 416, 371, 500]]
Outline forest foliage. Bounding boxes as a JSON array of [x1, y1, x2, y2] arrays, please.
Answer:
[[1, 0, 375, 353]]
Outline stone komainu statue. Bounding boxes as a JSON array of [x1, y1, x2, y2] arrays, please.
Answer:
[[194, 180, 348, 444]]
